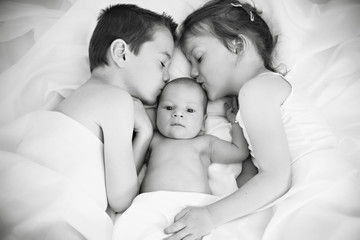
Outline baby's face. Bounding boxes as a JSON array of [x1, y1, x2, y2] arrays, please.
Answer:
[[156, 83, 206, 139]]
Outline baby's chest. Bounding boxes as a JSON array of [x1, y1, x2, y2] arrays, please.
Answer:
[[152, 140, 210, 166]]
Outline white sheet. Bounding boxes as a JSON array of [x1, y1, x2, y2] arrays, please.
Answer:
[[1, 0, 360, 239], [0, 111, 112, 240]]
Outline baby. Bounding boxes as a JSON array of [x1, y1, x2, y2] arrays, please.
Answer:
[[141, 77, 249, 194]]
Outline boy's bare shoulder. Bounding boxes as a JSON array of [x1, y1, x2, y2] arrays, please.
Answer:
[[93, 84, 133, 106]]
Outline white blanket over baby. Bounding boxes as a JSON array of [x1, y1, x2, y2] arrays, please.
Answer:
[[0, 111, 113, 240], [112, 149, 360, 240]]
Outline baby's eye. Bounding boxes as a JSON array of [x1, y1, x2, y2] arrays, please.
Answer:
[[165, 106, 173, 110], [187, 108, 195, 113]]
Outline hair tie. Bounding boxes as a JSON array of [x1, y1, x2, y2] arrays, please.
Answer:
[[231, 2, 255, 22]]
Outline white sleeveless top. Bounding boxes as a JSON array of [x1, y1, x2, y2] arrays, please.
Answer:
[[235, 72, 337, 166]]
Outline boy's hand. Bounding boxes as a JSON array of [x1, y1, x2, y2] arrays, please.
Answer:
[[224, 96, 238, 124], [133, 98, 153, 136]]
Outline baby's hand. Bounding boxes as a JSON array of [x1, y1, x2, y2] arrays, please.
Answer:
[[133, 98, 153, 135], [225, 96, 238, 124]]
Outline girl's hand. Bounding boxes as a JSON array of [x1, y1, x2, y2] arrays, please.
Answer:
[[225, 96, 238, 124], [133, 98, 153, 136], [163, 206, 214, 240]]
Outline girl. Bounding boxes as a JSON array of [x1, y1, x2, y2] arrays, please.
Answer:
[[163, 0, 360, 239]]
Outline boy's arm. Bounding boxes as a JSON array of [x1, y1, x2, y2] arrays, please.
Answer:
[[133, 99, 153, 173], [100, 91, 139, 213]]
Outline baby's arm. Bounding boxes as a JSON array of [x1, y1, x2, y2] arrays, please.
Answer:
[[209, 127, 248, 164], [209, 97, 249, 164]]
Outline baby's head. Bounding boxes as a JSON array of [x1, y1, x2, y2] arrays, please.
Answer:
[[156, 78, 208, 139]]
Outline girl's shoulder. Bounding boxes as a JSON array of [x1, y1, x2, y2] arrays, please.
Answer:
[[239, 71, 291, 105]]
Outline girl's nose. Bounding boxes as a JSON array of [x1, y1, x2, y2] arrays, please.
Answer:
[[172, 111, 184, 118]]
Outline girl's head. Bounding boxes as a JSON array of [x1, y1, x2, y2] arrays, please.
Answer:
[[179, 0, 279, 100]]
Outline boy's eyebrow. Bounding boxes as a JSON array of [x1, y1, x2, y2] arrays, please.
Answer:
[[161, 51, 172, 60]]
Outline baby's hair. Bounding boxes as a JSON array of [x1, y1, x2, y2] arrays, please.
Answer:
[[159, 77, 208, 113], [179, 0, 279, 73], [89, 4, 178, 72]]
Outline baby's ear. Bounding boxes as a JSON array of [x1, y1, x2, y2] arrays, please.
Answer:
[[110, 39, 128, 68]]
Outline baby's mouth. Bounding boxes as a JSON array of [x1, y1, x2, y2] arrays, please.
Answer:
[[170, 123, 185, 127]]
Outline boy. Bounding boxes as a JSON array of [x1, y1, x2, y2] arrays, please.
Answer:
[[56, 4, 177, 212], [141, 78, 249, 194]]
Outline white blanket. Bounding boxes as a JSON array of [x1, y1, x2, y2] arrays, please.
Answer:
[[0, 111, 113, 240], [112, 149, 360, 240]]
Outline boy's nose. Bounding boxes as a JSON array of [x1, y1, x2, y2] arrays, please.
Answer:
[[190, 66, 199, 79], [163, 69, 170, 82], [172, 111, 184, 118]]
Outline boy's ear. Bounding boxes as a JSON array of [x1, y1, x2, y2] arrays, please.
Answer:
[[110, 39, 128, 68]]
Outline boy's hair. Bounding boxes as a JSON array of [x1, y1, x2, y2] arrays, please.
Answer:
[[179, 0, 279, 73], [89, 4, 178, 72], [159, 78, 208, 113]]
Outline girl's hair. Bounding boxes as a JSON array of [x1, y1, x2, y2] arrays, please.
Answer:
[[89, 4, 178, 72], [179, 0, 279, 73]]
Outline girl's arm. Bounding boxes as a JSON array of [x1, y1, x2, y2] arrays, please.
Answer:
[[208, 76, 292, 225]]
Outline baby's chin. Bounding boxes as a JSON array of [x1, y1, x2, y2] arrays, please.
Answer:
[[160, 130, 200, 140]]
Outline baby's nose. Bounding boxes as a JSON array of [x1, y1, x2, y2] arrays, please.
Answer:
[[172, 111, 184, 118]]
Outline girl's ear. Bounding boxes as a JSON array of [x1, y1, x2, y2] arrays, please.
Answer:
[[232, 34, 247, 55], [110, 39, 128, 68]]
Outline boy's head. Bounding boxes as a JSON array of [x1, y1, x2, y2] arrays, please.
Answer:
[[89, 4, 178, 105], [89, 4, 177, 72], [156, 78, 208, 139]]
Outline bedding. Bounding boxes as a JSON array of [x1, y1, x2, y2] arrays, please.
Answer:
[[0, 0, 360, 239], [0, 111, 112, 239]]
